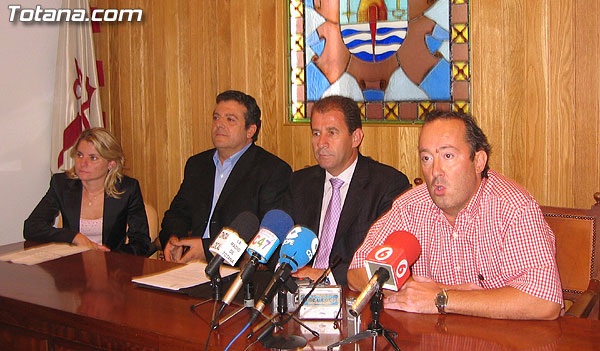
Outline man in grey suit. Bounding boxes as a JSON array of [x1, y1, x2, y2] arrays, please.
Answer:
[[159, 90, 291, 263], [290, 96, 410, 285]]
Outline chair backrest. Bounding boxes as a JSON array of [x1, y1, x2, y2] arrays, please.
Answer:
[[144, 202, 159, 243], [540, 194, 600, 295]]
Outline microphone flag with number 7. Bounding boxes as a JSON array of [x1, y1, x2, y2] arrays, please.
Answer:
[[364, 231, 421, 291]]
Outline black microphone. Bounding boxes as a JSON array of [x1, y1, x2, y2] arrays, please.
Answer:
[[204, 211, 259, 279]]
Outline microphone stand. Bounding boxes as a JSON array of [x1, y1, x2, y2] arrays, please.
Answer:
[[190, 271, 223, 323], [251, 272, 333, 349], [213, 281, 258, 328], [326, 287, 400, 351], [253, 287, 316, 350], [274, 289, 320, 336]]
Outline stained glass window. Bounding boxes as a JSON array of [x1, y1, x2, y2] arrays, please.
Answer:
[[288, 0, 470, 123]]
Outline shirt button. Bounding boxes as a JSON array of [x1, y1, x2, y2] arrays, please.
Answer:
[[454, 265, 460, 271], [452, 233, 458, 239]]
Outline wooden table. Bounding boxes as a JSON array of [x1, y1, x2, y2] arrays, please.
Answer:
[[0, 242, 598, 350]]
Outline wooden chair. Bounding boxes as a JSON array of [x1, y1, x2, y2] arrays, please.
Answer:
[[144, 202, 161, 259], [541, 192, 600, 318]]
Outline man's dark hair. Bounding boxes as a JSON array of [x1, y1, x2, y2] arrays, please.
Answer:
[[424, 110, 492, 178], [216, 90, 261, 142], [311, 95, 362, 134]]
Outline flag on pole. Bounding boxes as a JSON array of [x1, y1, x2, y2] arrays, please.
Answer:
[[51, 0, 103, 173]]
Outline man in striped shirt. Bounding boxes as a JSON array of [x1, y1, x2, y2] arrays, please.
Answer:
[[347, 111, 562, 320]]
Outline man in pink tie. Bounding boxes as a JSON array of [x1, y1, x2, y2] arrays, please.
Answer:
[[289, 96, 410, 285]]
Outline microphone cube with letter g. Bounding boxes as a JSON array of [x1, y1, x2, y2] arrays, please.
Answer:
[[365, 245, 410, 291], [364, 230, 421, 291]]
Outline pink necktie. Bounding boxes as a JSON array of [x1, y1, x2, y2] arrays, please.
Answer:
[[313, 178, 344, 269]]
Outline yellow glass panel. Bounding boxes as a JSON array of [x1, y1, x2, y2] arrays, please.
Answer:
[[293, 67, 304, 85], [385, 103, 399, 120], [453, 0, 466, 4], [292, 34, 304, 51], [290, 0, 304, 18], [453, 101, 470, 114], [418, 102, 433, 119], [452, 24, 469, 44], [358, 103, 366, 120], [452, 62, 469, 81], [293, 102, 305, 120]]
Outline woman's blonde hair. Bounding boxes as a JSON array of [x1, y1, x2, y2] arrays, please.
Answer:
[[66, 128, 125, 198]]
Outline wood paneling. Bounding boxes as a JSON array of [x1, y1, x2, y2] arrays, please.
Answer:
[[91, 0, 600, 224]]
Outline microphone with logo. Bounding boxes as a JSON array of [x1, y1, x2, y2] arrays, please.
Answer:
[[215, 209, 294, 327], [328, 231, 420, 351], [202, 211, 259, 302], [349, 231, 421, 316]]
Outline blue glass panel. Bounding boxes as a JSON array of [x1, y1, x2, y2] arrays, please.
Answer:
[[432, 25, 449, 41], [307, 31, 325, 57], [419, 59, 451, 100], [364, 90, 385, 101], [306, 62, 330, 100], [426, 35, 442, 54]]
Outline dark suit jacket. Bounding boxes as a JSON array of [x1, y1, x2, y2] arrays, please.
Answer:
[[159, 143, 292, 261], [23, 173, 151, 256], [290, 154, 410, 285]]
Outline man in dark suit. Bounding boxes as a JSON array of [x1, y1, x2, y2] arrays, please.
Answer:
[[159, 90, 292, 263], [290, 96, 410, 285]]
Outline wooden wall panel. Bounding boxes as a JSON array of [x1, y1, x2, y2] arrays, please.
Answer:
[[548, 0, 575, 207], [574, 0, 600, 208], [470, 0, 504, 173], [524, 0, 549, 202], [91, 0, 600, 226]]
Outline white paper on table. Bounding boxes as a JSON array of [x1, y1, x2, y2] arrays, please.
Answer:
[[131, 261, 239, 291], [0, 243, 89, 265]]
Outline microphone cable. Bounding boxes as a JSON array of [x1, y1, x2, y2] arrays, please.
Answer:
[[224, 322, 251, 351], [204, 300, 223, 351]]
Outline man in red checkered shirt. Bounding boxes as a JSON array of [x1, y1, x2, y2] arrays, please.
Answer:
[[347, 111, 563, 320]]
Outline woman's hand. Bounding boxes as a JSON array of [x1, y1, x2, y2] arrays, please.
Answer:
[[72, 233, 111, 251]]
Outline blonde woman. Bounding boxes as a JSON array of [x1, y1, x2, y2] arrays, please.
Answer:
[[24, 128, 151, 256]]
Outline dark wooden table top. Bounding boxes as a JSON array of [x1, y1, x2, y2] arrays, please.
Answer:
[[0, 242, 599, 351]]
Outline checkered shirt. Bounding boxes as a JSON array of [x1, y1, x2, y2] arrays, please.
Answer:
[[350, 170, 563, 305]]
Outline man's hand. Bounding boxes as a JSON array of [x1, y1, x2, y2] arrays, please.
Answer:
[[163, 236, 184, 262], [72, 233, 110, 252], [384, 276, 440, 313], [291, 266, 324, 282], [384, 276, 483, 313], [177, 238, 206, 263]]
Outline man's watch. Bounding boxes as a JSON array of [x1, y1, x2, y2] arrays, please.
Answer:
[[435, 289, 448, 314]]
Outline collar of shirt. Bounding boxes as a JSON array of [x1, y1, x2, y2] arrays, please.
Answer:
[[455, 175, 488, 225], [213, 142, 253, 173], [324, 156, 358, 194]]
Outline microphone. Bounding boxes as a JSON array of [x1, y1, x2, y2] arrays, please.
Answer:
[[349, 231, 421, 317], [249, 226, 319, 324], [220, 209, 294, 309], [205, 211, 259, 279]]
